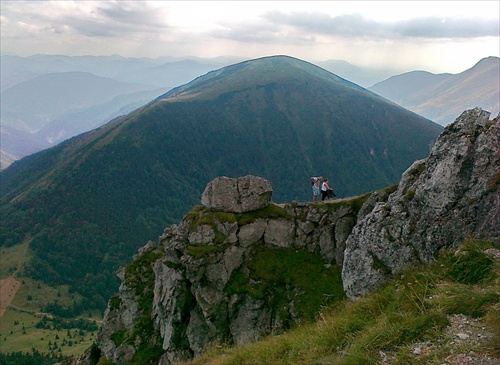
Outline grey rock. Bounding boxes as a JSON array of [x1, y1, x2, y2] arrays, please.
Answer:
[[343, 108, 499, 299], [224, 245, 246, 278], [205, 262, 229, 291], [238, 219, 267, 247], [215, 220, 238, 244], [152, 262, 190, 354], [96, 283, 139, 361], [318, 225, 335, 262], [188, 224, 215, 245], [229, 295, 271, 345], [264, 218, 295, 248], [186, 306, 211, 356], [201, 175, 273, 213]]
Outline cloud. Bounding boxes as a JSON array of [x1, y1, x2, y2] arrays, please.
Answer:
[[1, 1, 171, 39], [95, 2, 169, 30], [0, 0, 497, 73], [201, 10, 499, 49], [260, 11, 499, 40], [396, 17, 499, 38]]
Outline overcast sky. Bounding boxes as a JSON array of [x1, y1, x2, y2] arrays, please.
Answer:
[[1, 1, 499, 73]]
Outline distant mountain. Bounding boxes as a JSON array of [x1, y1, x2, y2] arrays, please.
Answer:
[[0, 55, 442, 310], [0, 125, 51, 170], [34, 87, 168, 145], [316, 59, 403, 88], [113, 59, 222, 88], [1, 71, 156, 132], [369, 56, 500, 125], [0, 71, 168, 167], [0, 56, 237, 169], [0, 54, 163, 90], [0, 54, 237, 88]]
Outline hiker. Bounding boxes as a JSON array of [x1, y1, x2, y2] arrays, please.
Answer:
[[321, 178, 335, 201], [311, 176, 322, 201]]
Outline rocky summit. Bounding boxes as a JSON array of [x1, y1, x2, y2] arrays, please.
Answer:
[[74, 108, 499, 365]]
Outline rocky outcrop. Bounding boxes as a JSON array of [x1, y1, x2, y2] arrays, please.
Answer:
[[201, 175, 273, 213], [77, 109, 498, 364], [89, 190, 366, 364], [342, 108, 499, 299]]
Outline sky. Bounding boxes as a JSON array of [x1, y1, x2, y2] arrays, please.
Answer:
[[1, 1, 499, 74]]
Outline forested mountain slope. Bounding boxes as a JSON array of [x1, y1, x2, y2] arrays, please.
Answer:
[[0, 55, 442, 310]]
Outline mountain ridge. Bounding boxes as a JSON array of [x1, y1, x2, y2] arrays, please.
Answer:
[[2, 55, 495, 168], [1, 71, 157, 133], [158, 55, 365, 102], [0, 55, 442, 313], [369, 56, 500, 125]]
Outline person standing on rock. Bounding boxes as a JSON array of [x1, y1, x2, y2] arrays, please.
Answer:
[[311, 176, 322, 201], [321, 178, 334, 201]]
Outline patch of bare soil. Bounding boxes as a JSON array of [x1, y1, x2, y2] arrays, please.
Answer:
[[0, 277, 21, 317], [378, 313, 499, 365], [443, 314, 500, 365]]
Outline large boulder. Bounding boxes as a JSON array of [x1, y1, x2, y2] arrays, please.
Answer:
[[342, 108, 500, 300], [201, 175, 273, 213]]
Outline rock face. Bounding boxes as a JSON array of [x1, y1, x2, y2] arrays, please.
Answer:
[[89, 196, 364, 364], [201, 175, 273, 213], [342, 108, 500, 299], [77, 109, 498, 364]]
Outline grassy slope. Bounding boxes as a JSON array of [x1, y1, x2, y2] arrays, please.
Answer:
[[182, 239, 500, 365], [0, 242, 100, 358]]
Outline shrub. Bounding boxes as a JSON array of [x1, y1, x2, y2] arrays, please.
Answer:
[[110, 329, 129, 347], [109, 295, 121, 311], [237, 204, 291, 226], [225, 247, 345, 322], [442, 246, 495, 284], [186, 244, 224, 259]]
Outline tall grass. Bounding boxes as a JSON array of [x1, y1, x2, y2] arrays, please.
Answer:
[[184, 239, 499, 365]]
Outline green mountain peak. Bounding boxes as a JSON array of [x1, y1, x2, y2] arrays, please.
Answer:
[[0, 55, 442, 312], [157, 55, 360, 102]]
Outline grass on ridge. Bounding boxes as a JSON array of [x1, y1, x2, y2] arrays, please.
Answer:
[[183, 239, 500, 365]]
